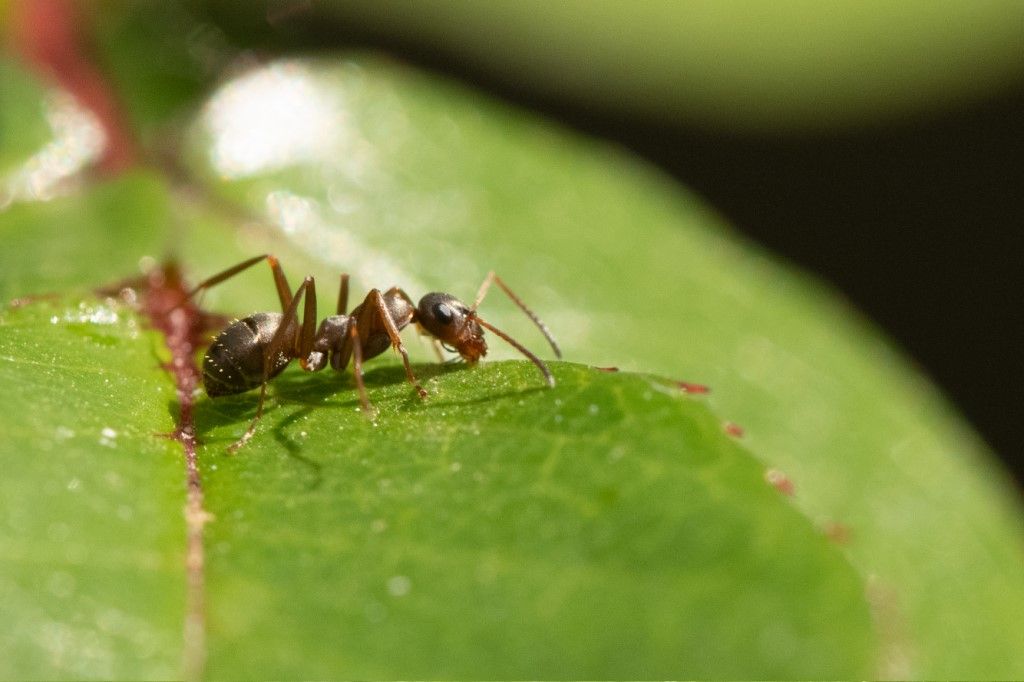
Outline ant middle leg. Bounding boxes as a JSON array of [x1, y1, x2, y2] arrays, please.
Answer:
[[362, 289, 427, 398], [337, 273, 349, 315], [347, 319, 371, 412]]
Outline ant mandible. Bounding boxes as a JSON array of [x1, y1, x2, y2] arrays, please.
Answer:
[[188, 255, 561, 451]]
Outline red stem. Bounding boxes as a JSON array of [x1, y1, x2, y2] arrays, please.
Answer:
[[8, 0, 138, 173]]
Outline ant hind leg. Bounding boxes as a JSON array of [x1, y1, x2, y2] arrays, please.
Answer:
[[348, 319, 373, 414], [227, 382, 268, 454], [187, 254, 293, 312], [366, 289, 427, 398], [227, 277, 311, 453]]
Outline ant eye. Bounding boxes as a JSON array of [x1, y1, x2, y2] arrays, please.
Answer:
[[432, 302, 454, 325]]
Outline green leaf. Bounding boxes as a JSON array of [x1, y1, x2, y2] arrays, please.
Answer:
[[198, 363, 873, 678], [0, 176, 874, 677], [2, 54, 1023, 678], [0, 295, 184, 679]]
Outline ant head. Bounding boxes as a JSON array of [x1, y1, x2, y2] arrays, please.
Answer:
[[416, 292, 487, 362]]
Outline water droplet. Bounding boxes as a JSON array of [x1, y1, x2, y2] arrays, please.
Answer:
[[387, 575, 411, 597], [48, 521, 71, 540], [66, 478, 80, 492], [364, 600, 388, 623], [47, 571, 75, 598], [99, 427, 118, 448], [764, 468, 795, 496], [588, 404, 599, 415], [449, 461, 462, 473]]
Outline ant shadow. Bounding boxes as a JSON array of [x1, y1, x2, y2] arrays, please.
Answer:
[[174, 360, 542, 484]]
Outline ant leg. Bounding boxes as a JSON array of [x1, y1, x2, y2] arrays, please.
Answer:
[[471, 271, 561, 358], [227, 278, 310, 453], [347, 319, 372, 412], [385, 286, 416, 309], [367, 289, 427, 398], [297, 276, 318, 362], [336, 274, 350, 315], [227, 382, 268, 455], [187, 254, 293, 311]]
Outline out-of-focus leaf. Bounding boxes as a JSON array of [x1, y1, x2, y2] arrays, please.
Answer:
[[0, 58, 52, 176], [0, 174, 173, 299], [88, 4, 218, 139], [200, 0, 1024, 130]]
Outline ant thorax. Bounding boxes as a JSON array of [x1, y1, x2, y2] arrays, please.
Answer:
[[306, 315, 352, 371]]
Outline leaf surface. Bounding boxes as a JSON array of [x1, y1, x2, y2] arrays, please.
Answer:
[[1, 54, 1023, 679], [0, 295, 183, 679]]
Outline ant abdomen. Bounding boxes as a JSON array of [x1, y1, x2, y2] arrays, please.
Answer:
[[203, 312, 292, 396]]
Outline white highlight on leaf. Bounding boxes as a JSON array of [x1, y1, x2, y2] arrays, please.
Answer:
[[386, 575, 411, 597], [203, 60, 344, 178], [1, 91, 106, 209]]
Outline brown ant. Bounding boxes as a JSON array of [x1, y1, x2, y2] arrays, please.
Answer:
[[188, 255, 561, 451]]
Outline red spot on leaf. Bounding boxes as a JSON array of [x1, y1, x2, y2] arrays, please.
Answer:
[[823, 521, 852, 545], [764, 468, 795, 496], [593, 366, 620, 373], [724, 421, 744, 438], [677, 381, 710, 394]]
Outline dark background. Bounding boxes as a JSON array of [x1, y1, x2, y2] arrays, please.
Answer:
[[205, 9, 1024, 485]]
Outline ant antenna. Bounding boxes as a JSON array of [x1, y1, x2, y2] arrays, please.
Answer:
[[473, 272, 561, 358], [475, 316, 555, 387]]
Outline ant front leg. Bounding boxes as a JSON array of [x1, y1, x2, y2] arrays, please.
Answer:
[[362, 289, 427, 398]]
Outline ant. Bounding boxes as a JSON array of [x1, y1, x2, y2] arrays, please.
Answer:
[[187, 255, 561, 451]]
